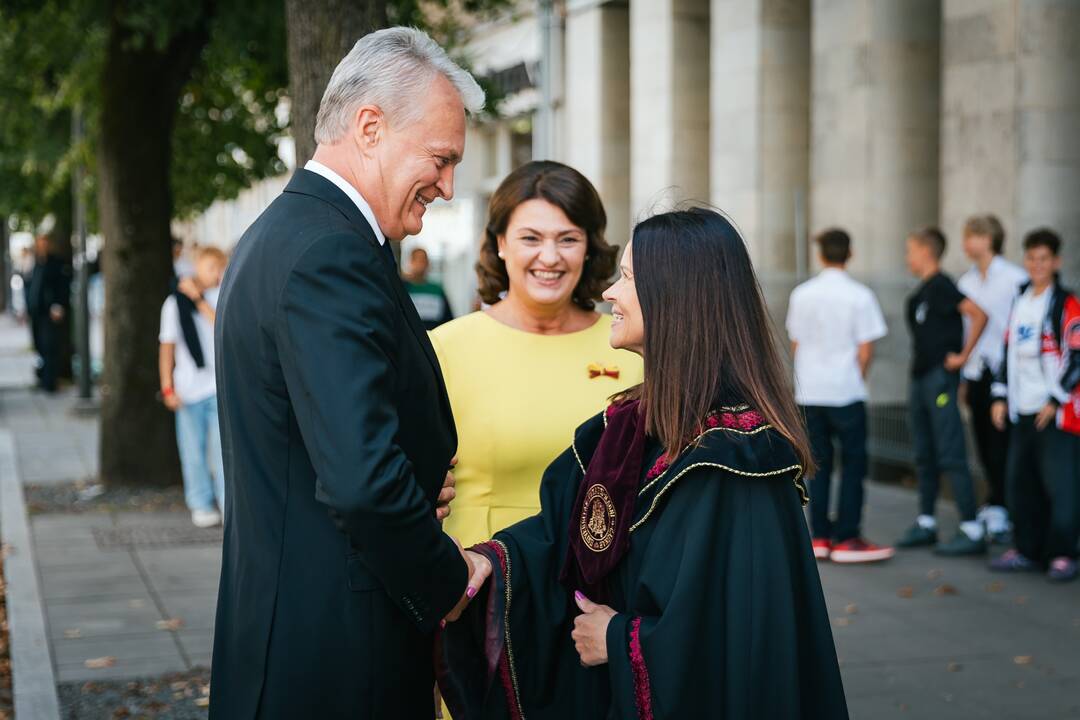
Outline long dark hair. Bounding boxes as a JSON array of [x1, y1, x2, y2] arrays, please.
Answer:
[[620, 207, 814, 475], [476, 161, 618, 310]]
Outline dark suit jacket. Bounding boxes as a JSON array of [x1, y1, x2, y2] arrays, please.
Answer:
[[25, 254, 70, 319], [210, 169, 466, 719]]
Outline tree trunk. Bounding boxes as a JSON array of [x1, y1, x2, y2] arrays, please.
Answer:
[[285, 0, 387, 168], [96, 2, 212, 487], [0, 219, 8, 313]]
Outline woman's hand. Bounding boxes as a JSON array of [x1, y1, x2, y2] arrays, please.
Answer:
[[572, 591, 616, 666], [443, 546, 493, 625], [436, 458, 457, 522]]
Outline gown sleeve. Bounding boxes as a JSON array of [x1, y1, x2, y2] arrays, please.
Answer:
[[605, 468, 849, 720], [438, 446, 588, 720]]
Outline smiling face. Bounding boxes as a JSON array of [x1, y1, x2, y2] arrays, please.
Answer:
[[497, 198, 589, 310], [367, 74, 466, 240], [1023, 244, 1060, 290], [602, 241, 644, 355]]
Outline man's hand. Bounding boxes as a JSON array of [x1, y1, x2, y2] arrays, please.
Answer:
[[944, 352, 966, 372], [442, 542, 492, 624], [435, 457, 457, 523], [49, 304, 65, 323], [572, 591, 616, 667], [991, 400, 1007, 431], [1035, 401, 1057, 431], [177, 276, 202, 302]]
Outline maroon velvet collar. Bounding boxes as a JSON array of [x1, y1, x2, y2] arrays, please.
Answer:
[[559, 399, 646, 601]]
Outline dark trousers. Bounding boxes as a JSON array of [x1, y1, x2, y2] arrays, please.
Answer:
[[964, 369, 1009, 507], [909, 367, 978, 522], [804, 402, 868, 542], [30, 313, 59, 392], [1007, 416, 1080, 562]]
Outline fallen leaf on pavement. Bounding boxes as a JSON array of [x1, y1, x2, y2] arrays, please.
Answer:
[[1015, 596, 1029, 605], [844, 603, 858, 615], [84, 656, 116, 669], [934, 584, 958, 596], [63, 628, 82, 639], [897, 586, 914, 598], [984, 581, 1004, 593], [156, 618, 185, 631], [833, 617, 850, 627], [927, 568, 943, 580], [947, 662, 962, 672], [1014, 655, 1033, 665]]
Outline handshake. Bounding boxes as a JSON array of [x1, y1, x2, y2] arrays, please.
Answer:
[[434, 460, 494, 626]]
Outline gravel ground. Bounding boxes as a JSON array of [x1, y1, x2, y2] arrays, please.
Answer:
[[59, 668, 210, 719], [25, 481, 188, 516]]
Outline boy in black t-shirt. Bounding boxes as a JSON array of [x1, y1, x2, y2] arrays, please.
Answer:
[[899, 227, 990, 555]]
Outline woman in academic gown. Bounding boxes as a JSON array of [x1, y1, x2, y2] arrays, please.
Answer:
[[438, 208, 849, 720]]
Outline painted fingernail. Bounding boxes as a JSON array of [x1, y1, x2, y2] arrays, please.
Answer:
[[466, 586, 477, 598], [440, 619, 446, 629], [574, 590, 585, 602]]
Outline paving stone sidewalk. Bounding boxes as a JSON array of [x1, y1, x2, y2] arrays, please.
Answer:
[[0, 315, 220, 687], [1, 315, 1078, 717]]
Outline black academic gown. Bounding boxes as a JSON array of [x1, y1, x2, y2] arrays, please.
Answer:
[[439, 408, 849, 720]]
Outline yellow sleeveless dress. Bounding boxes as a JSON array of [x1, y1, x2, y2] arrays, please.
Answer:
[[431, 311, 643, 547]]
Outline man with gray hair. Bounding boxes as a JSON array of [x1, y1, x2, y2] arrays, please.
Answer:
[[210, 28, 485, 718]]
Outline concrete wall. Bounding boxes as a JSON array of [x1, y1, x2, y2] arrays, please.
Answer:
[[710, 0, 811, 273], [941, 0, 1080, 282], [564, 0, 632, 248], [630, 0, 711, 218], [810, 0, 941, 279]]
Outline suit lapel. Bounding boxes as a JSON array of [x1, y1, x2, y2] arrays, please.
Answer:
[[284, 168, 458, 444], [376, 249, 457, 441]]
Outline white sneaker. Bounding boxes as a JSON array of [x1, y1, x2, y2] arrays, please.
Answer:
[[191, 508, 221, 528]]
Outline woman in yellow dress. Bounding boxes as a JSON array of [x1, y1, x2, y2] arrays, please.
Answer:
[[432, 160, 643, 548]]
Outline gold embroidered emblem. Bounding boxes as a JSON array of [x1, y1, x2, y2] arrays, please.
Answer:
[[579, 484, 616, 552]]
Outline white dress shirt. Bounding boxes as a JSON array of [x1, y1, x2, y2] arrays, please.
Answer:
[[787, 268, 888, 407], [958, 255, 1027, 381], [304, 160, 386, 246]]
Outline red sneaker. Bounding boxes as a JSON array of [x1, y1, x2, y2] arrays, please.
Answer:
[[830, 538, 895, 564], [812, 538, 833, 560]]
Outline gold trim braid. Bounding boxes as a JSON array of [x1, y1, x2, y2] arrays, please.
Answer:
[[630, 463, 807, 533], [492, 539, 526, 720], [638, 423, 774, 497]]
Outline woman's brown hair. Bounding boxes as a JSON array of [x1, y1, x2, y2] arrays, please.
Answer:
[[619, 207, 815, 476], [476, 161, 618, 310]]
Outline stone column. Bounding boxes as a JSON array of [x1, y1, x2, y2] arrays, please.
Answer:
[[564, 0, 632, 247], [630, 0, 710, 219], [941, 0, 1080, 281], [810, 0, 941, 278], [710, 0, 811, 275]]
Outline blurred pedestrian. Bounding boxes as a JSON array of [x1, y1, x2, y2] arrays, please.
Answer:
[[173, 236, 194, 278], [989, 229, 1080, 583], [959, 214, 1027, 544], [159, 247, 228, 528], [787, 228, 893, 563], [430, 160, 643, 549], [25, 235, 71, 393], [404, 247, 454, 330], [897, 227, 990, 556]]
